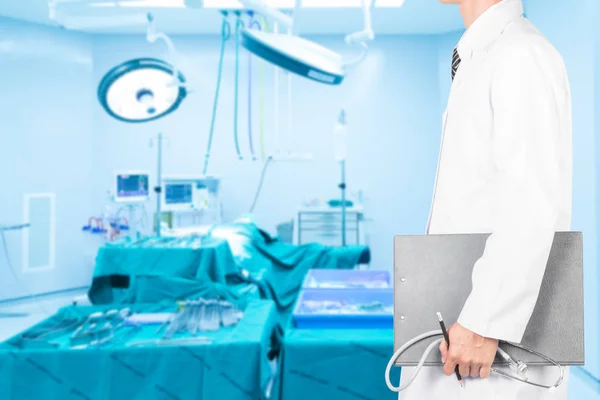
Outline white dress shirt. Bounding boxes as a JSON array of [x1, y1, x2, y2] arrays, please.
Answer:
[[401, 0, 573, 399]]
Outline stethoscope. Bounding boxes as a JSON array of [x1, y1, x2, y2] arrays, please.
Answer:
[[385, 330, 565, 392]]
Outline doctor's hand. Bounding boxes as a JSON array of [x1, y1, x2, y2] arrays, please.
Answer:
[[439, 323, 498, 379]]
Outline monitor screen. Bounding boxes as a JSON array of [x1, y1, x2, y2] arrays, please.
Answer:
[[165, 183, 193, 205], [117, 174, 149, 199]]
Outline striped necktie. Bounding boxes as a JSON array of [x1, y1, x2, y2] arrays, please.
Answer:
[[452, 48, 461, 81]]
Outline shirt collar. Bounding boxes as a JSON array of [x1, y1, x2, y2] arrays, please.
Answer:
[[457, 0, 524, 60]]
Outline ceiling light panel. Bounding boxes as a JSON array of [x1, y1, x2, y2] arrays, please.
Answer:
[[302, 0, 405, 7], [375, 0, 405, 7], [89, 0, 185, 7], [119, 0, 185, 7], [302, 0, 361, 7], [202, 0, 295, 8], [89, 0, 404, 8], [90, 0, 405, 9]]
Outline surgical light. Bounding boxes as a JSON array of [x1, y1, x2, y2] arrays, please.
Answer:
[[53, 8, 190, 115], [239, 0, 377, 86], [97, 12, 188, 123], [97, 58, 187, 123]]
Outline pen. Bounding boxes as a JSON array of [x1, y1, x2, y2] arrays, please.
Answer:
[[437, 312, 463, 387]]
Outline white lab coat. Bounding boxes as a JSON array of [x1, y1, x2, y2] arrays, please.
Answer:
[[400, 1, 573, 399]]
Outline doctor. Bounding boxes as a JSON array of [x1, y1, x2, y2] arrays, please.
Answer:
[[400, 0, 573, 399]]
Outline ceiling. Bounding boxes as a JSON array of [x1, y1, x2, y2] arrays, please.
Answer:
[[0, 0, 464, 35]]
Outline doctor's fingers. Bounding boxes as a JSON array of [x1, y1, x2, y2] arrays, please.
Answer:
[[439, 341, 448, 363], [443, 359, 458, 376], [444, 349, 462, 375], [469, 364, 481, 378], [458, 363, 470, 378], [480, 366, 492, 379]]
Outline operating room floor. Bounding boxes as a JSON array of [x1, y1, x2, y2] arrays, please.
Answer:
[[0, 288, 88, 342], [0, 290, 597, 399]]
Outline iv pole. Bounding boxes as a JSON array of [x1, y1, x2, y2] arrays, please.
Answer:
[[340, 160, 347, 246], [152, 133, 164, 237], [334, 110, 348, 247]]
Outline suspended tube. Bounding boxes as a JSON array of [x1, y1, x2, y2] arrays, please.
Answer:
[[259, 17, 268, 161], [234, 13, 245, 160], [202, 12, 231, 175], [247, 12, 262, 161]]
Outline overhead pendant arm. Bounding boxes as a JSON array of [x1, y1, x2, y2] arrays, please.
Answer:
[[146, 13, 177, 54], [239, 0, 374, 42], [345, 0, 375, 45], [342, 0, 375, 68], [237, 0, 295, 30], [146, 13, 189, 90]]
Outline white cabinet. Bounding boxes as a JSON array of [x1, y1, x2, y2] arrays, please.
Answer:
[[296, 207, 364, 246]]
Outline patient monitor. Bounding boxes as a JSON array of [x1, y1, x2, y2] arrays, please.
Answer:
[[161, 176, 218, 213], [113, 171, 150, 203]]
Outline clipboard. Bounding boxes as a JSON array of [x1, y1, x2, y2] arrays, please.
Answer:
[[393, 232, 584, 367]]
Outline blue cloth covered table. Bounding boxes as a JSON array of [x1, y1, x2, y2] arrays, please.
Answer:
[[89, 237, 239, 304], [89, 222, 368, 321], [280, 328, 400, 400], [0, 300, 279, 400]]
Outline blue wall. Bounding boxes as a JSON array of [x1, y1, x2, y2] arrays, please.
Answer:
[[0, 17, 97, 301], [90, 34, 443, 271], [523, 0, 599, 380]]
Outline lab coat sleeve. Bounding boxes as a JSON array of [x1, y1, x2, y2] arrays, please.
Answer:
[[457, 45, 567, 343]]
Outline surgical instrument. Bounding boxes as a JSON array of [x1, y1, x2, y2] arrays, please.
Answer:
[[158, 299, 243, 339], [70, 308, 131, 349], [125, 313, 174, 326], [18, 317, 82, 349], [126, 337, 213, 347]]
